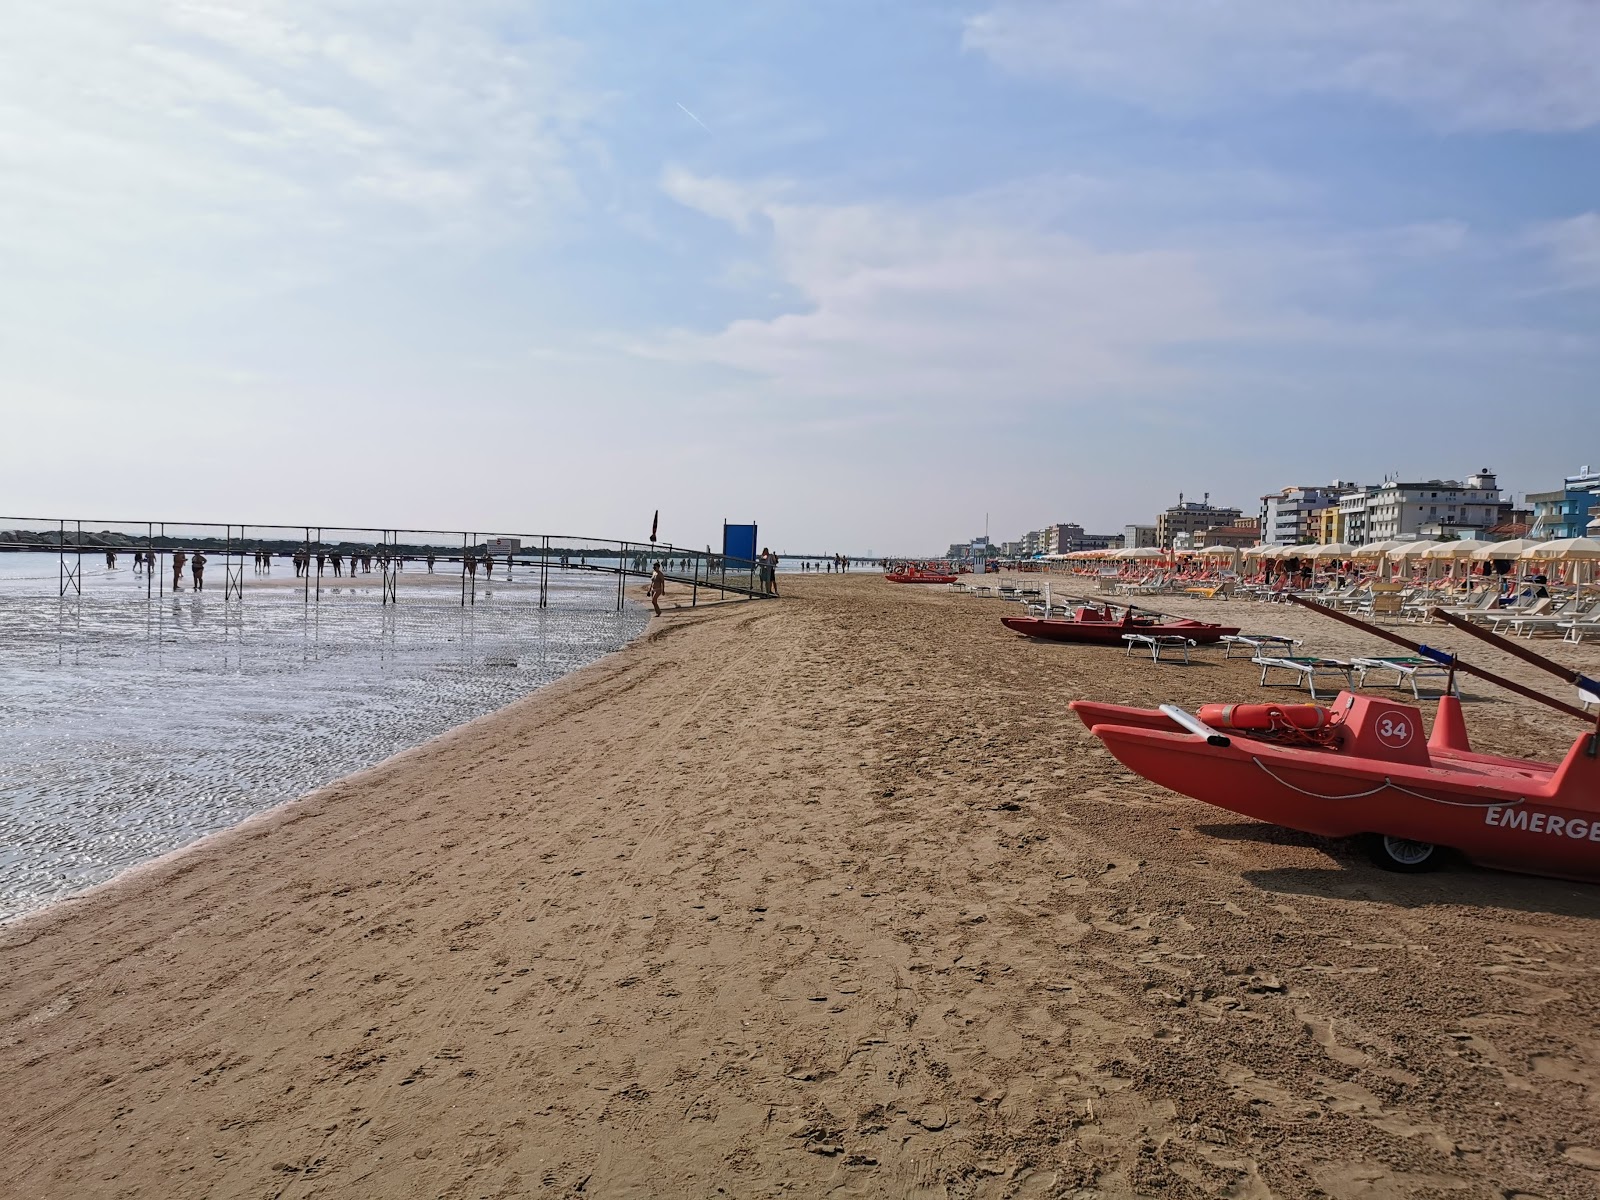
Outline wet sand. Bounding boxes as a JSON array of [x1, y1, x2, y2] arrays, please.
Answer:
[[3, 574, 1599, 1198]]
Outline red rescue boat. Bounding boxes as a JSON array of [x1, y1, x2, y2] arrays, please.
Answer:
[[1002, 604, 1239, 645], [1069, 691, 1600, 882], [886, 562, 960, 583]]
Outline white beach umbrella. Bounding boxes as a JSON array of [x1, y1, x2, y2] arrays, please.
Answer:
[[1470, 538, 1540, 560], [1121, 546, 1167, 560], [1352, 539, 1406, 558], [1310, 542, 1355, 560], [1523, 537, 1600, 561], [1421, 540, 1480, 559], [1385, 540, 1441, 561]]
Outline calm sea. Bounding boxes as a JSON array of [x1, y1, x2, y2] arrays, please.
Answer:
[[0, 551, 647, 921]]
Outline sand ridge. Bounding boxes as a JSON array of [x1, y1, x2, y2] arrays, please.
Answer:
[[2, 574, 1599, 1198]]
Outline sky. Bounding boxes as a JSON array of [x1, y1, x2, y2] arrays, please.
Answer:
[[3, 0, 1598, 555]]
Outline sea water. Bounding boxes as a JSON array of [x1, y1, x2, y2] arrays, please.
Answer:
[[0, 553, 648, 921]]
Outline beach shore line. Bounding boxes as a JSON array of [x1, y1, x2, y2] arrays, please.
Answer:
[[4, 575, 1599, 1198]]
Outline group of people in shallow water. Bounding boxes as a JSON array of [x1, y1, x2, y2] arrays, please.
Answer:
[[106, 549, 209, 590], [797, 555, 852, 573]]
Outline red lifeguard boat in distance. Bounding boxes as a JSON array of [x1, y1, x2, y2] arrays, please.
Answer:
[[1002, 604, 1239, 645], [886, 565, 959, 583], [1070, 692, 1600, 881]]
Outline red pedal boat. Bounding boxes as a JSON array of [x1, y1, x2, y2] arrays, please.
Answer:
[[1070, 692, 1600, 881], [1003, 604, 1239, 645], [886, 571, 958, 584]]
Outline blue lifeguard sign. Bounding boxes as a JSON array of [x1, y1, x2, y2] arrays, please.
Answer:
[[722, 521, 757, 569]]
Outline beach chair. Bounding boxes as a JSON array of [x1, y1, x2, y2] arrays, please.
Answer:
[[1352, 656, 1461, 700], [1358, 582, 1406, 622], [1253, 656, 1356, 700], [1499, 598, 1599, 639], [1123, 633, 1197, 663], [1334, 582, 1373, 611], [1562, 614, 1600, 644], [1429, 587, 1501, 621], [1485, 597, 1555, 632], [1222, 633, 1300, 659], [1582, 688, 1599, 712]]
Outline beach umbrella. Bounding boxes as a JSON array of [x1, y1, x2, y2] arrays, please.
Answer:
[[1352, 540, 1405, 558], [1470, 538, 1540, 561], [1385, 541, 1440, 561], [1421, 541, 1479, 559], [1121, 546, 1167, 560], [1310, 542, 1354, 560], [1523, 537, 1600, 560]]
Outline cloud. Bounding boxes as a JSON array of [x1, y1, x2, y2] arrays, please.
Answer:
[[964, 1, 1600, 132], [0, 0, 592, 306], [642, 172, 1259, 411], [1526, 213, 1600, 291], [639, 170, 1592, 428]]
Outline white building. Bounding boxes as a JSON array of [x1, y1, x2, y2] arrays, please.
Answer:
[[1123, 524, 1158, 549], [1366, 470, 1504, 542], [1337, 486, 1379, 545], [1259, 483, 1351, 545]]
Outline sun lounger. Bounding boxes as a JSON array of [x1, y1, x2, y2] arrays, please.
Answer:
[[1474, 596, 1554, 628], [1222, 633, 1300, 659], [1352, 656, 1461, 700], [1582, 688, 1598, 712], [1123, 633, 1197, 663], [1253, 655, 1355, 700], [1429, 588, 1501, 620], [1563, 616, 1600, 644]]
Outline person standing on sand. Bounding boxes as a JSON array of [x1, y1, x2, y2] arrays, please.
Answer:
[[171, 551, 186, 590], [646, 562, 666, 616], [191, 551, 206, 591]]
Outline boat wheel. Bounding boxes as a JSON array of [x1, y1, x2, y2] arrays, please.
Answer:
[[1363, 833, 1442, 873]]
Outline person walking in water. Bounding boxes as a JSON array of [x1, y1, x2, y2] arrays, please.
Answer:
[[190, 551, 206, 590], [171, 551, 186, 591], [645, 562, 667, 616]]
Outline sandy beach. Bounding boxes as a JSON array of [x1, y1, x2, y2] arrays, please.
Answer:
[[4, 574, 1599, 1198]]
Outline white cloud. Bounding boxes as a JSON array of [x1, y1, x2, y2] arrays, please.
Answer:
[[964, 1, 1600, 132], [1527, 213, 1600, 291], [642, 172, 1254, 410], [0, 0, 591, 305], [640, 171, 1589, 425]]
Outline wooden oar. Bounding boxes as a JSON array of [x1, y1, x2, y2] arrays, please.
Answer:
[[1287, 595, 1594, 723]]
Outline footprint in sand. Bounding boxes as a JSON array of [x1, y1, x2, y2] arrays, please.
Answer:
[[1312, 1162, 1470, 1198], [1295, 1009, 1370, 1067]]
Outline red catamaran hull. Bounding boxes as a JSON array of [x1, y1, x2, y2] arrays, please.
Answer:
[[1070, 694, 1600, 883], [887, 573, 959, 584]]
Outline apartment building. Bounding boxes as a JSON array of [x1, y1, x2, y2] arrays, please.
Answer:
[[1155, 495, 1242, 548], [1259, 483, 1353, 545], [1123, 524, 1158, 550], [1337, 486, 1380, 545], [1365, 470, 1504, 541], [1527, 465, 1600, 539]]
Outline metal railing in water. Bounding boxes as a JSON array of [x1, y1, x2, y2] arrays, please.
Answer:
[[0, 517, 770, 610]]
